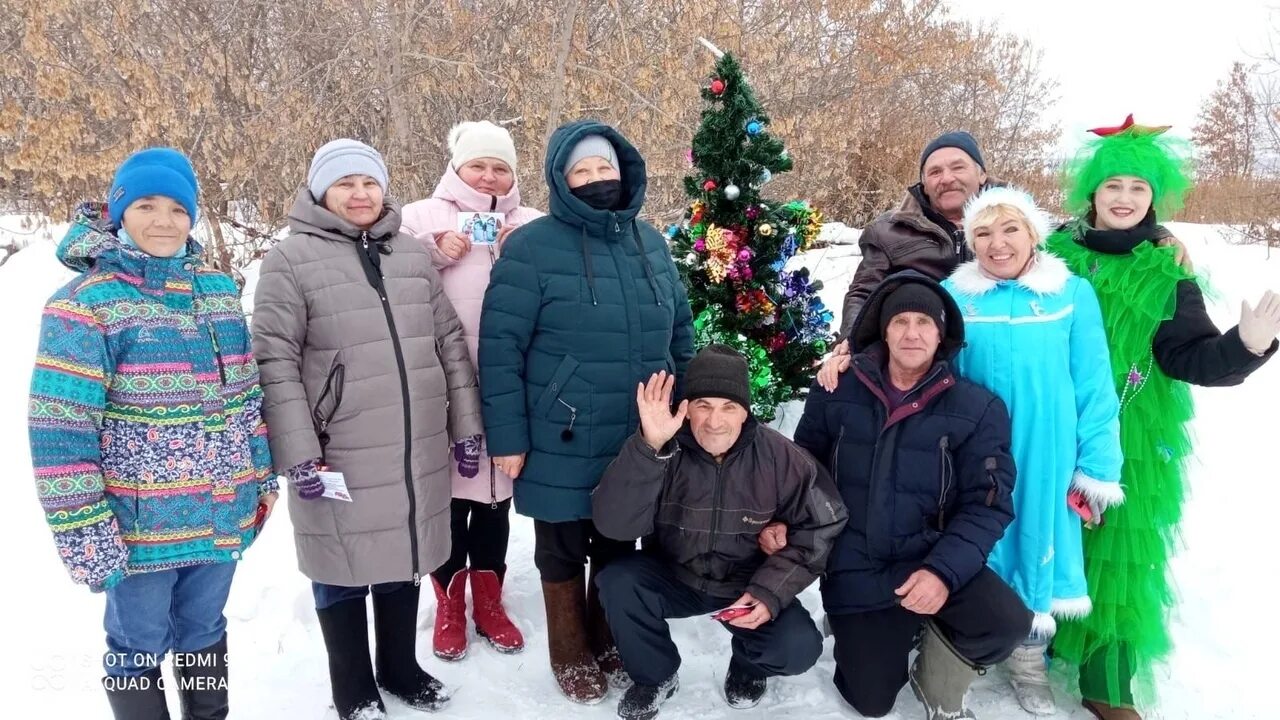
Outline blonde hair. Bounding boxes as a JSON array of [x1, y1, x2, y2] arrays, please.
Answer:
[[966, 205, 1039, 248], [961, 186, 1053, 249]]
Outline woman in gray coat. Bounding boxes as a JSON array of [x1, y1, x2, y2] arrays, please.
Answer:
[[253, 139, 483, 719]]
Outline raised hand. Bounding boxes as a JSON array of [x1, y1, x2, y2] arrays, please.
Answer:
[[1240, 290, 1280, 355], [637, 370, 688, 452]]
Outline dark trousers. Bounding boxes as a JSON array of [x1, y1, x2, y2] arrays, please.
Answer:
[[533, 518, 635, 582], [431, 498, 513, 585], [595, 553, 823, 687], [311, 581, 409, 611], [828, 567, 1031, 718]]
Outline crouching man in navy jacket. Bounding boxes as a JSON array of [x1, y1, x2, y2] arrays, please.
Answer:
[[789, 271, 1031, 720]]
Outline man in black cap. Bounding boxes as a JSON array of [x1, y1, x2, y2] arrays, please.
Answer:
[[591, 345, 847, 720], [835, 130, 992, 345], [791, 271, 1031, 720]]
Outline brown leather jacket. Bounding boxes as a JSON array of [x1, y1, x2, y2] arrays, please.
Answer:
[[838, 184, 977, 340]]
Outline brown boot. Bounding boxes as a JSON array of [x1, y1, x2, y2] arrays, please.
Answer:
[[542, 576, 607, 704], [1083, 698, 1143, 719], [586, 566, 630, 689]]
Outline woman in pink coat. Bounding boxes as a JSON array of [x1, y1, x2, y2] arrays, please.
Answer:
[[402, 120, 544, 661]]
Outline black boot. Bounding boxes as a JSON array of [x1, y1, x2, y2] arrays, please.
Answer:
[[174, 634, 229, 720], [618, 674, 679, 720], [316, 597, 387, 720], [104, 667, 172, 720], [723, 657, 767, 709], [371, 583, 450, 711]]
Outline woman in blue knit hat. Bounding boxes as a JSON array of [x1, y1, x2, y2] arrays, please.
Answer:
[[28, 147, 277, 720]]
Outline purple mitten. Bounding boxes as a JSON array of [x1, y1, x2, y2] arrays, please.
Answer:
[[454, 435, 481, 478], [287, 459, 325, 499]]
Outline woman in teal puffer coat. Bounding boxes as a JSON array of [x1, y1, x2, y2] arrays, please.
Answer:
[[479, 119, 694, 703]]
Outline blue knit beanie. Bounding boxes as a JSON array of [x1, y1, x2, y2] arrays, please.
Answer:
[[107, 148, 199, 227], [919, 131, 985, 176]]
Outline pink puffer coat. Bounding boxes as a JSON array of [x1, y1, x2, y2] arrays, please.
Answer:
[[401, 165, 544, 504]]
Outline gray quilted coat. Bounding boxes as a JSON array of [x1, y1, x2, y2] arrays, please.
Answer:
[[253, 188, 482, 586]]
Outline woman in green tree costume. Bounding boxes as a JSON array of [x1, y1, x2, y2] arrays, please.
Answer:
[[1045, 115, 1280, 719]]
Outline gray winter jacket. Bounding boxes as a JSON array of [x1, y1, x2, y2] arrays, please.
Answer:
[[592, 419, 848, 619], [253, 188, 483, 587]]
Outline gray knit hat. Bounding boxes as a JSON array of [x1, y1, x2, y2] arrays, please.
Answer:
[[564, 134, 618, 177], [308, 139, 389, 200], [683, 344, 751, 411]]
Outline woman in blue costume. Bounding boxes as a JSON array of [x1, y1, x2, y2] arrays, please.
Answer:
[[942, 186, 1123, 716]]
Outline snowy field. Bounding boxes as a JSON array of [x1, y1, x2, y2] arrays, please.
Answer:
[[0, 218, 1274, 719]]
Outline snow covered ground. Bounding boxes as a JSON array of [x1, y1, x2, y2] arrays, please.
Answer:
[[0, 220, 1274, 719]]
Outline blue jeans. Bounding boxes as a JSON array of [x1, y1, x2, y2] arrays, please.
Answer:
[[103, 561, 237, 676], [312, 581, 411, 610]]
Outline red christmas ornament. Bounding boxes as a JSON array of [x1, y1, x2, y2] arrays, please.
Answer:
[[703, 179, 718, 192], [710, 79, 726, 95]]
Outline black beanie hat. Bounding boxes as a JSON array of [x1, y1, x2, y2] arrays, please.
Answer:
[[683, 344, 751, 411], [880, 283, 947, 336], [920, 131, 985, 175]]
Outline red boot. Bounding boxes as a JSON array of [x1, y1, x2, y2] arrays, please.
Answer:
[[431, 570, 468, 661], [470, 569, 525, 653]]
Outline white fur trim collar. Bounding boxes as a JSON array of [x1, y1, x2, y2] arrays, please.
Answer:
[[948, 252, 1071, 297]]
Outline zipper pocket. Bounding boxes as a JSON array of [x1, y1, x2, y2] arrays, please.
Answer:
[[311, 363, 346, 465], [207, 325, 227, 385], [937, 436, 953, 529], [984, 457, 1000, 507]]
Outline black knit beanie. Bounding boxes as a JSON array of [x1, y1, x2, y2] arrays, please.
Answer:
[[920, 130, 985, 175], [683, 344, 751, 410], [880, 283, 947, 336]]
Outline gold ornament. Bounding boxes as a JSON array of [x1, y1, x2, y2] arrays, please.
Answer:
[[758, 223, 774, 237]]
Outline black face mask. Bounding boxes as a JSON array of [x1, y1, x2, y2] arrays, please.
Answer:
[[570, 179, 623, 210]]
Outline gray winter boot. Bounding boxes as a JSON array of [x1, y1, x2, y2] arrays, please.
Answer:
[[1004, 643, 1055, 715], [909, 622, 979, 720]]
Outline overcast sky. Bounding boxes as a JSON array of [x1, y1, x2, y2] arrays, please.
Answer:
[[945, 0, 1275, 156]]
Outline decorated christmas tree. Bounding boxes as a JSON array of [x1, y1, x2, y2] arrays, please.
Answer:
[[669, 50, 834, 420]]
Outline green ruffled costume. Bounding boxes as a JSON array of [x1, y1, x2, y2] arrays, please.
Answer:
[[1046, 228, 1194, 707], [1046, 117, 1200, 707]]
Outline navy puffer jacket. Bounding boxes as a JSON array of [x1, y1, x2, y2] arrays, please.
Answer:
[[793, 271, 1016, 615]]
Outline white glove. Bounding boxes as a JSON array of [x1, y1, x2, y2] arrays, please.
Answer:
[[1239, 290, 1280, 355]]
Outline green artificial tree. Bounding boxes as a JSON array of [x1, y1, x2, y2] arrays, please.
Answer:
[[668, 50, 834, 420]]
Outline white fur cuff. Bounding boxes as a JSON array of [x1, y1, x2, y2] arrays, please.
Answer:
[[1071, 470, 1125, 510]]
